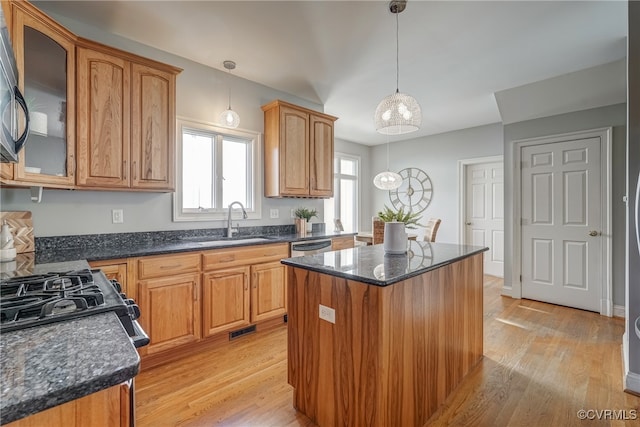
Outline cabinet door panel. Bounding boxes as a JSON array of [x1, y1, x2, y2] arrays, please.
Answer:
[[251, 261, 286, 323], [280, 106, 309, 196], [131, 63, 175, 190], [202, 267, 250, 337], [310, 114, 334, 197], [12, 3, 76, 187], [138, 273, 200, 355], [76, 47, 130, 187]]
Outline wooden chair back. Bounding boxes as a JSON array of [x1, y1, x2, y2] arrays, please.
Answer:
[[423, 218, 441, 242]]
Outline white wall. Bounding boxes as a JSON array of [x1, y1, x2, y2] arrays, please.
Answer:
[[0, 10, 341, 237], [368, 123, 504, 243]]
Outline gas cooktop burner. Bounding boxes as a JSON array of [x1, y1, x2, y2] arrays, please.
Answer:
[[0, 269, 148, 348]]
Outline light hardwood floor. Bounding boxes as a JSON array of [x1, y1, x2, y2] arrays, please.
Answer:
[[135, 276, 639, 426]]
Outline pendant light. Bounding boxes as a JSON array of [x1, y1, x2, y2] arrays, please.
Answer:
[[373, 136, 402, 190], [374, 0, 421, 135], [219, 60, 240, 128]]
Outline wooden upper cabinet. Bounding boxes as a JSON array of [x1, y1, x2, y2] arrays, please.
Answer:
[[262, 100, 337, 198], [130, 63, 175, 190], [76, 47, 130, 188], [310, 114, 334, 197], [6, 1, 76, 188], [76, 39, 180, 191]]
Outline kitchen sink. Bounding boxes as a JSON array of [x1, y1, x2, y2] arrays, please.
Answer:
[[195, 237, 272, 246]]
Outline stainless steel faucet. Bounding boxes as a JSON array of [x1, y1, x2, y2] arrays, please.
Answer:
[[227, 201, 248, 238]]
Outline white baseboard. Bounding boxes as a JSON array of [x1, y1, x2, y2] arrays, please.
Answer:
[[613, 305, 626, 318], [622, 332, 640, 394], [501, 284, 513, 298]]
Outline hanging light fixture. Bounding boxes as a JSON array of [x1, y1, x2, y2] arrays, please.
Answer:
[[374, 0, 421, 135], [219, 60, 240, 128], [373, 136, 403, 190]]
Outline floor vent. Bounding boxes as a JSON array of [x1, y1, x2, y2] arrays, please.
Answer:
[[229, 325, 256, 340]]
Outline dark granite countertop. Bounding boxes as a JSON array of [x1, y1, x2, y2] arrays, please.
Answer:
[[281, 241, 488, 286], [0, 261, 141, 424], [35, 230, 356, 264]]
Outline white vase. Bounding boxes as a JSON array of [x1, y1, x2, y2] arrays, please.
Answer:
[[306, 221, 313, 232], [383, 222, 408, 254]]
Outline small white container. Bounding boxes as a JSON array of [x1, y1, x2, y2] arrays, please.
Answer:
[[0, 247, 16, 262], [383, 222, 408, 254]]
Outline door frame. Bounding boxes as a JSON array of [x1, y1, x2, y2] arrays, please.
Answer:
[[511, 127, 612, 316], [457, 155, 504, 245]]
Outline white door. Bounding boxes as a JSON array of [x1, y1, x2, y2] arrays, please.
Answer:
[[465, 162, 504, 277], [521, 137, 602, 312]]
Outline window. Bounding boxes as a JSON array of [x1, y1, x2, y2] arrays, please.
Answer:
[[174, 118, 262, 221], [324, 153, 359, 232]]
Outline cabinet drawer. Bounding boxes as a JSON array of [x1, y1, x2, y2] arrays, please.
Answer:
[[203, 243, 289, 270], [137, 253, 201, 279]]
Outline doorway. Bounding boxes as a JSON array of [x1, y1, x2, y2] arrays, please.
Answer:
[[513, 128, 612, 315], [459, 156, 504, 277]]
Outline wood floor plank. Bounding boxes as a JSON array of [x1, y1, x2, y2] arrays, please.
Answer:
[[135, 276, 639, 427]]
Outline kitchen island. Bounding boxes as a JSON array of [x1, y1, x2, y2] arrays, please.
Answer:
[[282, 241, 487, 427]]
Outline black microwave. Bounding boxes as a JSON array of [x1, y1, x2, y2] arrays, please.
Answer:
[[0, 5, 29, 163]]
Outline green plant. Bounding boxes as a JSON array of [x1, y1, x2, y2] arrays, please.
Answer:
[[294, 207, 318, 222], [377, 205, 423, 229]]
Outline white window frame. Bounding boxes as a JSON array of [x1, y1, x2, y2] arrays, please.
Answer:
[[173, 117, 262, 222], [326, 152, 359, 232]]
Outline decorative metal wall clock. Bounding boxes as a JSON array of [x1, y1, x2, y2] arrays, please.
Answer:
[[388, 167, 433, 214]]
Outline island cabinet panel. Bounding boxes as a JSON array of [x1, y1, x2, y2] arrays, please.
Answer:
[[287, 253, 484, 427]]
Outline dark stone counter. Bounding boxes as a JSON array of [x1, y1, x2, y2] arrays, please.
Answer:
[[34, 228, 355, 264], [0, 260, 141, 424], [281, 241, 488, 286]]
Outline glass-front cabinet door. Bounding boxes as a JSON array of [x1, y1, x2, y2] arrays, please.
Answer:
[[13, 2, 75, 186]]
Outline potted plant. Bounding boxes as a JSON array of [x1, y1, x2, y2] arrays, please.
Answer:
[[376, 205, 422, 229], [374, 206, 423, 252], [294, 207, 318, 235]]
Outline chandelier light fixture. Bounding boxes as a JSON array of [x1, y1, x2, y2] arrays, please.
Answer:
[[374, 0, 422, 135], [219, 60, 240, 128], [373, 136, 403, 190]]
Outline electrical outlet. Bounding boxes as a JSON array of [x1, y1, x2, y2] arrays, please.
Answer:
[[270, 209, 279, 219], [112, 209, 124, 224], [319, 304, 335, 324], [290, 208, 296, 218]]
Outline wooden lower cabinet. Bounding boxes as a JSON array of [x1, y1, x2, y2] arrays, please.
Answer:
[[6, 383, 130, 427], [90, 260, 128, 293], [250, 261, 287, 323], [137, 273, 201, 355], [202, 266, 250, 337]]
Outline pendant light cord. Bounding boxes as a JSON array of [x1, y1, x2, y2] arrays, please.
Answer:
[[395, 9, 400, 93], [227, 68, 232, 109]]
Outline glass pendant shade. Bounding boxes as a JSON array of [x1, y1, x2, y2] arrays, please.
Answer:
[[220, 60, 240, 128], [375, 90, 421, 135], [220, 108, 240, 128], [374, 170, 403, 190]]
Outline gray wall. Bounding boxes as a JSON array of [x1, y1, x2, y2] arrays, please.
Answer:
[[503, 103, 627, 307], [0, 10, 352, 237], [368, 123, 504, 243]]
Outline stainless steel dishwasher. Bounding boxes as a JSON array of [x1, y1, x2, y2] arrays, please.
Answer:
[[290, 238, 333, 256]]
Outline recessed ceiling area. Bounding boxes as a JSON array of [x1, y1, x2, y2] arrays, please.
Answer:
[[34, 1, 628, 145]]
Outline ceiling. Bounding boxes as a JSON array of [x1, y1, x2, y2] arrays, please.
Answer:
[[34, 1, 628, 146]]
